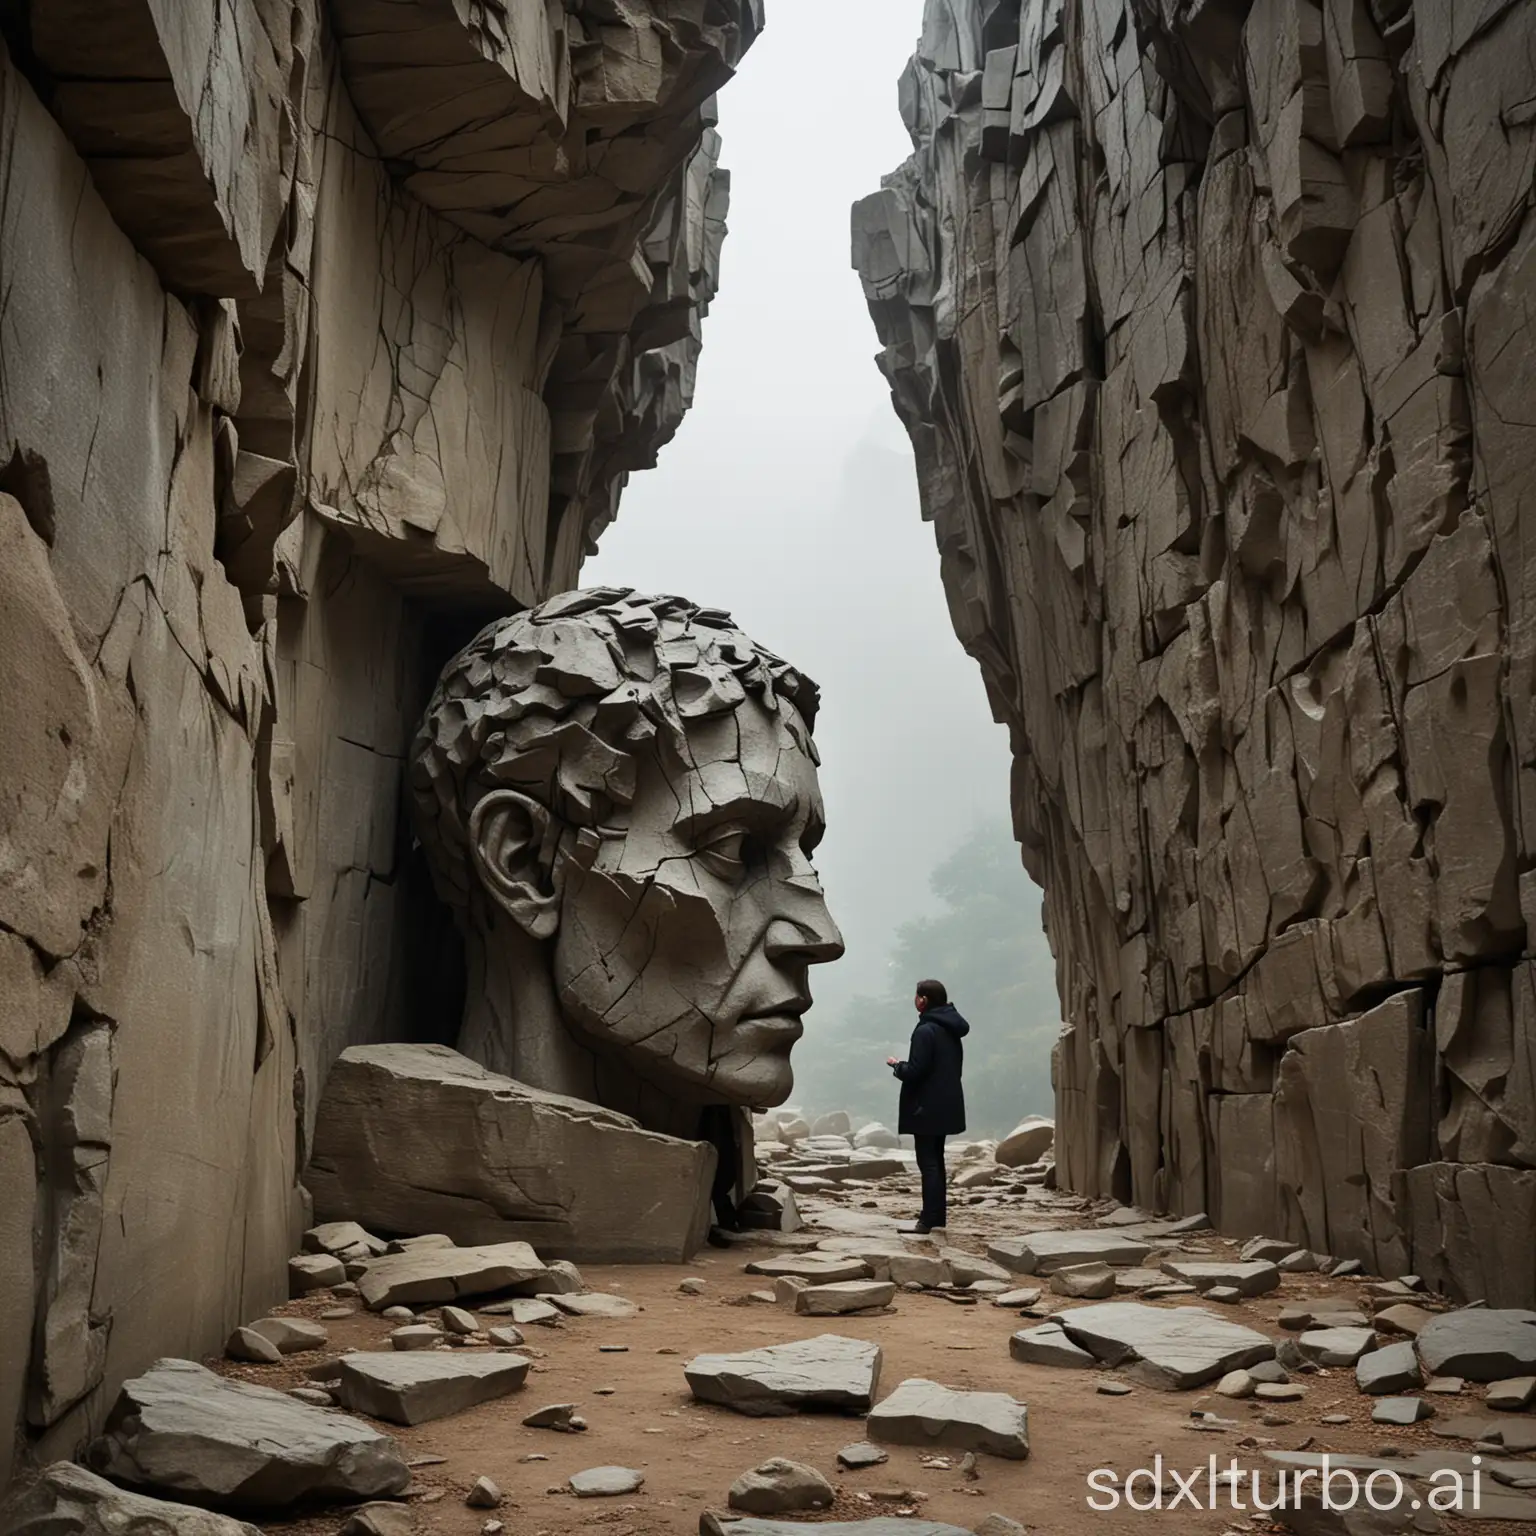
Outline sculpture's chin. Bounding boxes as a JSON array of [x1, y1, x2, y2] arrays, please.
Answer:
[[705, 1051, 796, 1110]]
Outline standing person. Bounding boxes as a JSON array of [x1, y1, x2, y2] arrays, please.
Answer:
[[886, 979, 969, 1234]]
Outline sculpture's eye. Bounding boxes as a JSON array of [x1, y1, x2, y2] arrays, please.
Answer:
[[698, 829, 748, 879]]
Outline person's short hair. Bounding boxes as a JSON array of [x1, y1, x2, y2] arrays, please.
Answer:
[[915, 979, 947, 1006], [409, 587, 820, 916]]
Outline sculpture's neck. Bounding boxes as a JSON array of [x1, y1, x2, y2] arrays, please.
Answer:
[[458, 922, 705, 1140]]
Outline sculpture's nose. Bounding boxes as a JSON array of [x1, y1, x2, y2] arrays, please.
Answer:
[[764, 905, 845, 966]]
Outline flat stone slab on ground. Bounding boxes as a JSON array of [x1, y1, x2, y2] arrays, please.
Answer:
[[85, 1358, 409, 1507], [866, 1378, 1029, 1459], [1297, 1326, 1378, 1366], [1357, 1343, 1423, 1394], [986, 1230, 1151, 1275], [358, 1242, 548, 1310], [569, 1467, 644, 1497], [248, 1317, 328, 1354], [1415, 1310, 1536, 1382], [744, 1255, 873, 1284], [727, 1458, 834, 1515], [685, 1335, 882, 1417], [795, 1280, 897, 1316], [0, 1463, 264, 1536], [1158, 1260, 1280, 1297], [547, 1292, 640, 1320], [1429, 1413, 1536, 1451], [836, 1443, 889, 1469], [332, 1350, 531, 1425], [1053, 1302, 1275, 1390], [1487, 1376, 1536, 1410], [1050, 1262, 1115, 1299], [1009, 1322, 1096, 1369], [1373, 1397, 1433, 1425], [483, 1298, 560, 1326]]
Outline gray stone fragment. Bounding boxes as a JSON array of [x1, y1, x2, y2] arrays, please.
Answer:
[[836, 1443, 889, 1469], [1053, 1302, 1276, 1389], [745, 1255, 872, 1283], [85, 1358, 409, 1507], [1049, 1262, 1116, 1299], [1415, 1310, 1536, 1381], [684, 1335, 882, 1417], [521, 1403, 582, 1431], [1159, 1259, 1281, 1296], [358, 1242, 548, 1310], [972, 1518, 1027, 1536], [866, 1378, 1029, 1460], [288, 1254, 344, 1294], [547, 1292, 640, 1320], [389, 1325, 443, 1351], [1297, 1327, 1377, 1366], [332, 1350, 531, 1425], [439, 1306, 478, 1335], [1486, 1376, 1536, 1410], [247, 1317, 328, 1354], [986, 1231, 1151, 1275], [570, 1467, 644, 1498], [1357, 1343, 1423, 1394], [225, 1327, 282, 1365], [339, 1503, 414, 1536], [795, 1280, 897, 1316], [465, 1477, 501, 1509], [1008, 1322, 1096, 1368], [1373, 1397, 1433, 1425], [0, 1463, 264, 1536], [993, 1287, 1043, 1308], [727, 1458, 835, 1515]]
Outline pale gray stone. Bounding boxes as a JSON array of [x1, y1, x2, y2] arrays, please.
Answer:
[[684, 1335, 882, 1417], [247, 1317, 328, 1354], [836, 1443, 889, 1469], [1053, 1302, 1276, 1389], [1049, 1262, 1116, 1299], [547, 1292, 641, 1320], [0, 1463, 264, 1536], [569, 1467, 644, 1498], [1357, 1343, 1423, 1395], [986, 1231, 1152, 1275], [1298, 1327, 1378, 1366], [1158, 1260, 1281, 1297], [85, 1359, 409, 1506], [1416, 1310, 1536, 1381], [1008, 1323, 1096, 1369], [288, 1254, 345, 1294], [866, 1378, 1029, 1460], [795, 1280, 897, 1316], [727, 1458, 835, 1515], [1373, 1397, 1433, 1425], [225, 1327, 282, 1365], [1487, 1376, 1536, 1410], [358, 1242, 548, 1311], [332, 1350, 531, 1425], [995, 1117, 1054, 1167]]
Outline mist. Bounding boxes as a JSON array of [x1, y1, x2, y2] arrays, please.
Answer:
[[585, 1, 1060, 1131]]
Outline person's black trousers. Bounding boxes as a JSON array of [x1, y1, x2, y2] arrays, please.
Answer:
[[914, 1133, 948, 1228]]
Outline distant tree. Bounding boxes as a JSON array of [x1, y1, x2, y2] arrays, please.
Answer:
[[793, 818, 1060, 1136]]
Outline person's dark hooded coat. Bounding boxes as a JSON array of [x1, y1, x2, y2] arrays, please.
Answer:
[[892, 1003, 969, 1136]]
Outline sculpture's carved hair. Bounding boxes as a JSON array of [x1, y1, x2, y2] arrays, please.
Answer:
[[409, 587, 820, 916]]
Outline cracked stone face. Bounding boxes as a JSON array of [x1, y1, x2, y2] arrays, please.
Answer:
[[411, 588, 844, 1110]]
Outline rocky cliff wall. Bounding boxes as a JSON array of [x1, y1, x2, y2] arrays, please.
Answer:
[[0, 0, 756, 1484], [854, 0, 1536, 1305]]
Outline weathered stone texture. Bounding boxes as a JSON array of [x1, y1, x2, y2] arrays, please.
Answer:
[[0, 0, 751, 1489], [854, 0, 1536, 1302]]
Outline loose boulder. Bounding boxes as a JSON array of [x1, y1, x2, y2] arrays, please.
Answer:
[[995, 1117, 1054, 1167], [1416, 1311, 1536, 1382], [85, 1359, 409, 1507], [795, 1281, 897, 1316], [358, 1242, 548, 1310], [1009, 1324, 1095, 1369], [866, 1379, 1029, 1460], [308, 1043, 715, 1263], [986, 1231, 1151, 1275], [727, 1458, 835, 1515], [0, 1464, 265, 1536], [332, 1351, 531, 1425], [684, 1335, 882, 1417], [1158, 1260, 1281, 1297], [1053, 1303, 1275, 1390]]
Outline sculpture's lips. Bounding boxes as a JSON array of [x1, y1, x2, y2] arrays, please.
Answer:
[[735, 1006, 808, 1045]]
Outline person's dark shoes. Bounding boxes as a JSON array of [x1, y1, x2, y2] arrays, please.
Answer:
[[707, 1225, 733, 1248], [899, 1221, 935, 1235]]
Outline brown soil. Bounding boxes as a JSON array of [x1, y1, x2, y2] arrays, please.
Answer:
[[227, 1175, 1536, 1536]]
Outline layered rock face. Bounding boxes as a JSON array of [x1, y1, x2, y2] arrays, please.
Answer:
[[0, 0, 756, 1485], [854, 0, 1536, 1303]]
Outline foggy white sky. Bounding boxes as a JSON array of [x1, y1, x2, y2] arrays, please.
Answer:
[[587, 1, 1032, 1021]]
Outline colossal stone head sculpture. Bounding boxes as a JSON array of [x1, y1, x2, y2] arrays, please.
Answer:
[[409, 588, 844, 1131]]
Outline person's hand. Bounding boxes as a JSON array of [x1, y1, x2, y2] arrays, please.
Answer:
[[885, 1057, 899, 1067]]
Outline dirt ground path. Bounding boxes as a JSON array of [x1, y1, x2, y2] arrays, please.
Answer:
[[240, 1169, 1536, 1536]]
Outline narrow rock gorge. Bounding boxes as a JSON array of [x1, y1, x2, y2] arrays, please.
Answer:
[[854, 0, 1536, 1305], [0, 0, 759, 1484]]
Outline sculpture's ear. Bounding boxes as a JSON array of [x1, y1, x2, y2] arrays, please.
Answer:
[[468, 790, 563, 941]]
